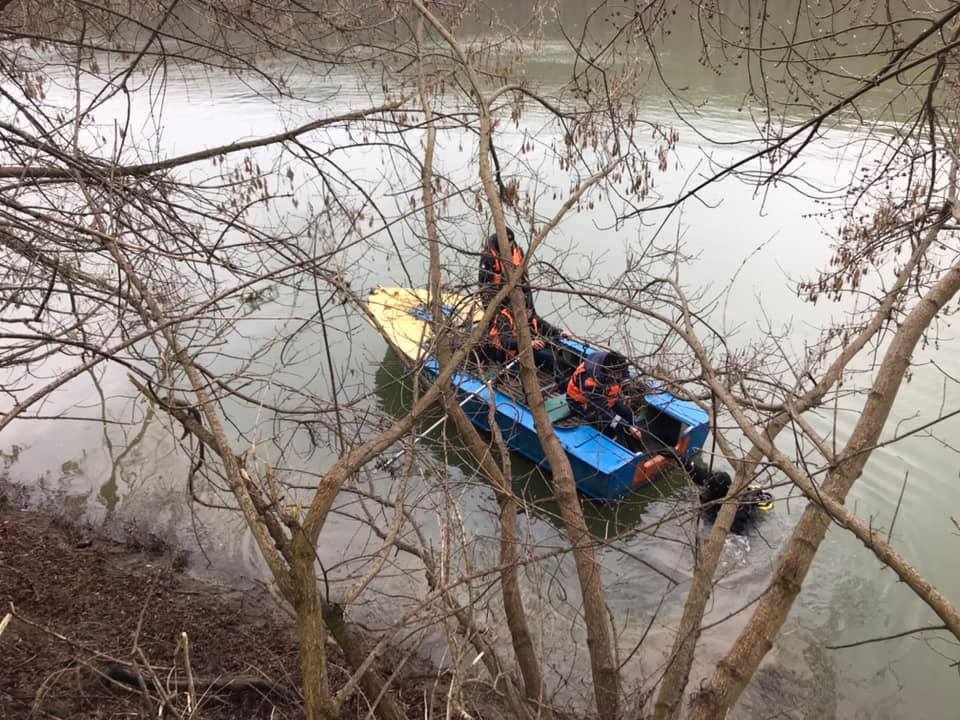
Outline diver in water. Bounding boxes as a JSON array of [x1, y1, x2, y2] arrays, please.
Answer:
[[683, 461, 773, 535]]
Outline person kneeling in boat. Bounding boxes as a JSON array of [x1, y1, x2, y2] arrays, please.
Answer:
[[566, 351, 644, 446], [486, 301, 572, 377], [478, 227, 534, 309]]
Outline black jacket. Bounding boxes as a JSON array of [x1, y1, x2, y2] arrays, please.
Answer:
[[489, 304, 560, 355], [478, 234, 533, 307]]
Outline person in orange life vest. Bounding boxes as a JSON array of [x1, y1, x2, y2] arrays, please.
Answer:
[[566, 351, 644, 444], [486, 301, 573, 376], [478, 227, 533, 308]]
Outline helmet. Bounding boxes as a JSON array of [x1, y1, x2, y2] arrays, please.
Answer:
[[488, 226, 516, 251], [602, 351, 629, 374]]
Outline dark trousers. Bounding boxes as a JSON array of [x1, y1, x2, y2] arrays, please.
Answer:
[[479, 345, 509, 364], [533, 348, 558, 377], [482, 345, 558, 378], [569, 399, 637, 444]]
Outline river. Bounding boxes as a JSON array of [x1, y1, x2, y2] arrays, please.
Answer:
[[2, 5, 958, 718]]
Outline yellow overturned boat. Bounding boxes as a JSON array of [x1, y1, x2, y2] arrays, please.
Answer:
[[367, 287, 710, 501]]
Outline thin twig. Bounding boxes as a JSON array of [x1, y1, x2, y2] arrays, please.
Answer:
[[887, 471, 909, 544], [181, 632, 197, 715], [826, 625, 948, 650]]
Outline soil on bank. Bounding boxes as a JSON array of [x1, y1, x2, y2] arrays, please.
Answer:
[[0, 497, 455, 719]]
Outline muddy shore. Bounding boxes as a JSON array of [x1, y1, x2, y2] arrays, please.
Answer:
[[0, 491, 471, 719]]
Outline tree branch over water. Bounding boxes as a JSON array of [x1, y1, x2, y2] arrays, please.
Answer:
[[4, 2, 960, 720]]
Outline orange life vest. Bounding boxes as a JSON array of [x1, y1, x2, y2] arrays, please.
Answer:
[[489, 306, 540, 358], [566, 362, 622, 409], [491, 245, 524, 288]]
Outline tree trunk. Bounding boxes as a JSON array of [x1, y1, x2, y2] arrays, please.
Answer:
[[651, 227, 946, 720], [416, 23, 546, 713], [291, 532, 334, 720], [482, 138, 620, 720], [410, 7, 621, 715], [493, 465, 548, 709], [652, 452, 762, 720], [439, 380, 548, 716], [323, 602, 407, 720], [687, 261, 960, 719], [445, 384, 548, 709]]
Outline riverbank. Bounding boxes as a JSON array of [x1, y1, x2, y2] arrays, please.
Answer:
[[0, 490, 459, 719]]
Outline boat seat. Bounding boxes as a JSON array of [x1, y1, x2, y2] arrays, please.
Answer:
[[545, 395, 572, 423]]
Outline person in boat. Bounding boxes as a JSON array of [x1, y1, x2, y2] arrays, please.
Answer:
[[486, 300, 573, 377], [566, 351, 645, 445], [478, 227, 534, 308]]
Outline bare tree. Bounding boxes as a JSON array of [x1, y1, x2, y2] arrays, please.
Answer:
[[0, 1, 667, 718], [592, 2, 960, 717], [7, 2, 959, 719]]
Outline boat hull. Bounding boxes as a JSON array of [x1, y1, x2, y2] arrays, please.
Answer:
[[368, 287, 710, 501]]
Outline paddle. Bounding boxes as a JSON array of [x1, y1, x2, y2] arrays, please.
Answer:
[[376, 355, 522, 470]]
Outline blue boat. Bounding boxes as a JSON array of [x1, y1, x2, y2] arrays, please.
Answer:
[[368, 288, 710, 501]]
